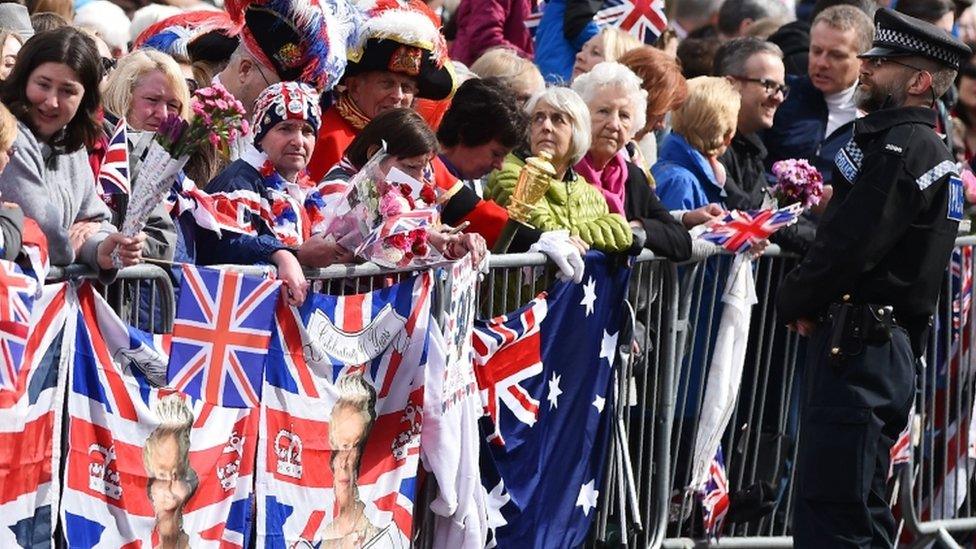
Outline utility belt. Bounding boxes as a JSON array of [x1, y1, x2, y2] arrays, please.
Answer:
[[821, 300, 896, 363]]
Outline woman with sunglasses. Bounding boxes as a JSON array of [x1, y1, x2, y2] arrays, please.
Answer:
[[0, 28, 146, 277]]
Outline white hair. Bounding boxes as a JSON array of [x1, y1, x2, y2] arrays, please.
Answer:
[[129, 4, 183, 43], [74, 1, 131, 54], [524, 86, 591, 166], [572, 61, 648, 141]]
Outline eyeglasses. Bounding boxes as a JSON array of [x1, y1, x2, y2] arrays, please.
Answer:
[[100, 57, 116, 73], [731, 76, 790, 98], [186, 78, 199, 94], [867, 56, 928, 73]]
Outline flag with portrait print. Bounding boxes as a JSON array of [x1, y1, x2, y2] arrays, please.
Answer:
[[474, 252, 631, 548], [257, 273, 434, 549], [0, 283, 71, 549], [61, 282, 256, 549]]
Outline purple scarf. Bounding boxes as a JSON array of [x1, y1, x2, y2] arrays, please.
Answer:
[[575, 151, 628, 215]]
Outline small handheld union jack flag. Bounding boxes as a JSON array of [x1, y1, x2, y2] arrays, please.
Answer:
[[167, 265, 282, 408], [701, 446, 730, 538], [701, 204, 802, 254], [594, 0, 668, 45], [97, 118, 130, 196]]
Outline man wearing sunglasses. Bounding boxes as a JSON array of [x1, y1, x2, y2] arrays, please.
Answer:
[[778, 8, 970, 548]]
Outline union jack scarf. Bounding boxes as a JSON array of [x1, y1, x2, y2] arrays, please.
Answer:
[[241, 145, 327, 247]]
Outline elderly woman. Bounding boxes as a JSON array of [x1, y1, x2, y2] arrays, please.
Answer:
[[470, 47, 545, 104], [485, 86, 633, 252], [571, 27, 641, 82], [0, 28, 145, 277], [654, 77, 741, 212], [97, 48, 188, 261], [571, 62, 697, 261], [197, 82, 348, 306]]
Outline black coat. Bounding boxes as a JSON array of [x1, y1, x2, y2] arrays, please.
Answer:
[[777, 106, 961, 354], [622, 162, 692, 261]]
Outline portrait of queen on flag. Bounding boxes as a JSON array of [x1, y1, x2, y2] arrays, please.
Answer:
[[258, 272, 434, 548]]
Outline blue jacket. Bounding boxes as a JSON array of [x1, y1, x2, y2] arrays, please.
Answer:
[[652, 132, 726, 210], [533, 0, 598, 83], [196, 159, 290, 266], [761, 75, 853, 184]]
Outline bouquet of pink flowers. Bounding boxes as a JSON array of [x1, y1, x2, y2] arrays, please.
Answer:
[[324, 150, 442, 268], [769, 159, 824, 209], [117, 84, 248, 266]]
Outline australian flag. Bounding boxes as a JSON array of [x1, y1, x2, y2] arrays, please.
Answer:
[[475, 252, 631, 547]]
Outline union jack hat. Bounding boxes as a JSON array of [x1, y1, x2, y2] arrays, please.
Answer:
[[859, 7, 971, 70], [345, 0, 455, 100], [251, 82, 323, 147], [133, 11, 238, 64]]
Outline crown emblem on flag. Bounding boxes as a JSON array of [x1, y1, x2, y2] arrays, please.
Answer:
[[87, 443, 122, 500], [274, 429, 303, 479], [216, 431, 245, 491]]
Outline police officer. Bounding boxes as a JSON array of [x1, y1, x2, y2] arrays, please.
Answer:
[[777, 8, 970, 548]]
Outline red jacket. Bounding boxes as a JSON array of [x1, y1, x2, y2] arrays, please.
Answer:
[[449, 0, 534, 65]]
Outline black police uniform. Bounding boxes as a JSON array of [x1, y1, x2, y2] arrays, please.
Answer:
[[776, 8, 971, 548]]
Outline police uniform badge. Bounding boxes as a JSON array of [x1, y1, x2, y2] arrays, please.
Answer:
[[948, 175, 965, 221]]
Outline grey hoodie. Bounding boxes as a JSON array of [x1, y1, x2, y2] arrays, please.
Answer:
[[0, 121, 116, 275]]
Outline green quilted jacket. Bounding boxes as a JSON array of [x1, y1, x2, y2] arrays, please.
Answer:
[[485, 153, 633, 252]]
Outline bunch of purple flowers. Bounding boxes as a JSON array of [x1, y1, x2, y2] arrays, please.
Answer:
[[156, 83, 248, 159], [770, 159, 824, 209]]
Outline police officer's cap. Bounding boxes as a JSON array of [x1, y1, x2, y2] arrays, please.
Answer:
[[858, 7, 972, 70]]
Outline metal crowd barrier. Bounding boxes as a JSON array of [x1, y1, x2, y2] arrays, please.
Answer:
[[41, 237, 976, 548]]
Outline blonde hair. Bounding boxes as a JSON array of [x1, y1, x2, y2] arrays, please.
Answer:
[[102, 49, 191, 123], [596, 27, 643, 64], [0, 102, 16, 151], [470, 48, 544, 95], [671, 76, 740, 157]]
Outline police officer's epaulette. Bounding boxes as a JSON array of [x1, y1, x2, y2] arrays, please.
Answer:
[[881, 124, 916, 156]]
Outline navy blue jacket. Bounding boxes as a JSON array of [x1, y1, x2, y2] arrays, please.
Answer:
[[761, 75, 854, 184], [196, 159, 290, 266]]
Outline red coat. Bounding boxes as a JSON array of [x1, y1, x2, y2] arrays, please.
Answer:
[[449, 0, 534, 65], [308, 106, 358, 183]]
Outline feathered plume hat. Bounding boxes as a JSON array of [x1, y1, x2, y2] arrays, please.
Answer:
[[224, 0, 363, 92], [346, 0, 455, 100], [133, 11, 239, 64]]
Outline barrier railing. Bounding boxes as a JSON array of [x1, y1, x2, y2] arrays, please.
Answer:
[[38, 237, 976, 548]]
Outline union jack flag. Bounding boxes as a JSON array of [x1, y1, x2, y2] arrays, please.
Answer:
[[701, 446, 730, 538], [594, 0, 668, 44], [166, 174, 258, 237], [472, 297, 548, 446], [97, 118, 130, 196], [0, 259, 37, 390], [701, 204, 802, 254], [524, 1, 545, 35], [167, 265, 281, 408], [889, 418, 913, 480]]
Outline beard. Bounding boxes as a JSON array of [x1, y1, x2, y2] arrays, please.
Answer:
[[855, 78, 908, 112]]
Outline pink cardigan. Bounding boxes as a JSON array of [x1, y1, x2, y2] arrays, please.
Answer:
[[449, 0, 534, 65]]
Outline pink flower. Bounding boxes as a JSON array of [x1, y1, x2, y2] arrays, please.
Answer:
[[770, 158, 824, 209], [379, 190, 406, 217], [388, 233, 410, 251], [240, 119, 250, 135], [208, 133, 221, 147], [215, 99, 229, 111]]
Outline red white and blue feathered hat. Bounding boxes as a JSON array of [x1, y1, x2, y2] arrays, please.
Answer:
[[225, 0, 363, 92], [345, 0, 455, 100]]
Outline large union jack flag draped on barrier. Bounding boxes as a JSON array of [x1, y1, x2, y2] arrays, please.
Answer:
[[0, 283, 69, 548], [475, 253, 631, 548], [257, 273, 433, 548], [701, 205, 802, 254], [62, 283, 256, 548], [168, 265, 281, 408], [97, 118, 130, 197]]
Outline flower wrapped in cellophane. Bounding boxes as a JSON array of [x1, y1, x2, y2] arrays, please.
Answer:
[[769, 158, 824, 210], [323, 150, 443, 268], [117, 83, 248, 266]]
